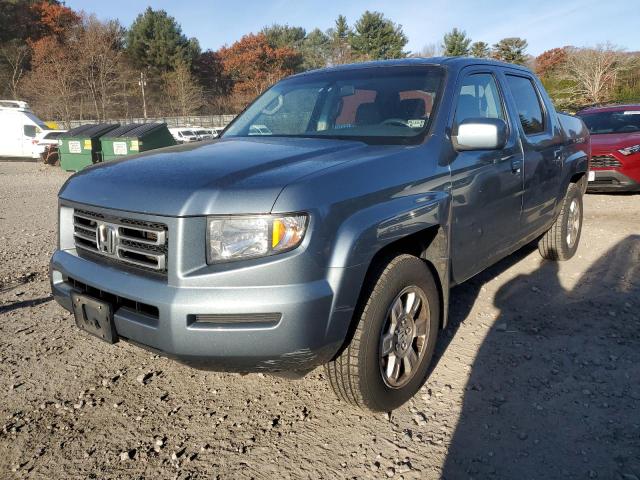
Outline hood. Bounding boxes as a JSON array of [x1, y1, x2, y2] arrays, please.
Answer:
[[590, 131, 640, 153], [59, 137, 370, 216]]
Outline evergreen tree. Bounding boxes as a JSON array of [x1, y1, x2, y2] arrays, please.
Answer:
[[301, 28, 330, 70], [261, 24, 306, 49], [327, 15, 353, 65], [333, 15, 350, 42], [126, 7, 200, 72], [442, 28, 471, 56], [470, 41, 490, 58], [492, 37, 528, 65], [350, 11, 408, 60]]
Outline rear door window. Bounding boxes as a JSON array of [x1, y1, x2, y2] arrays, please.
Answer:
[[505, 75, 545, 135]]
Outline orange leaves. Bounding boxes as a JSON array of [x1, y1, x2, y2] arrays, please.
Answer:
[[31, 1, 80, 40], [535, 48, 569, 78], [218, 33, 301, 97]]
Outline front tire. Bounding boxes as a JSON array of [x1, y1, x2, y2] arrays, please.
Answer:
[[538, 182, 584, 261], [325, 254, 440, 412]]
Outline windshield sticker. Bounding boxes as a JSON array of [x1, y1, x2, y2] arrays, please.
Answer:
[[623, 111, 640, 115], [408, 119, 425, 128]]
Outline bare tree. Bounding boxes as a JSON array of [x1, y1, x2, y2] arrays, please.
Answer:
[[20, 36, 79, 126], [75, 16, 126, 121], [0, 40, 30, 99], [162, 61, 204, 117], [564, 44, 635, 105], [413, 43, 442, 58]]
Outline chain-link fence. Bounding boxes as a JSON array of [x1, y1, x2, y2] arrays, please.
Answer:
[[64, 114, 236, 129]]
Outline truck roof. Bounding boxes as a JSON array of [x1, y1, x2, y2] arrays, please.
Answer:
[[292, 56, 533, 78], [0, 100, 31, 111]]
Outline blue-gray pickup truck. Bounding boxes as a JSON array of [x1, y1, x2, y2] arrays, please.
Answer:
[[51, 58, 590, 411]]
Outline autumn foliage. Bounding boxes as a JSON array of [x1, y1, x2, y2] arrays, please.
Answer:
[[2, 2, 640, 121], [535, 47, 569, 78], [30, 1, 81, 41], [218, 33, 300, 101]]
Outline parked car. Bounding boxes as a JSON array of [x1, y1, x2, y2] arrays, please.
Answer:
[[194, 128, 215, 140], [50, 58, 589, 411], [33, 129, 66, 157], [169, 127, 199, 143], [211, 127, 225, 137], [0, 100, 51, 158], [577, 104, 640, 192]]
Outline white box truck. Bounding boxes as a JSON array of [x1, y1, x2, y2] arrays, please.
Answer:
[[0, 100, 51, 158]]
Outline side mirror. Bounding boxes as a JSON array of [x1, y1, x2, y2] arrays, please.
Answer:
[[452, 118, 508, 151]]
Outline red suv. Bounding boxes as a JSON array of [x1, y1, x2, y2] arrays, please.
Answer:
[[577, 104, 640, 192]]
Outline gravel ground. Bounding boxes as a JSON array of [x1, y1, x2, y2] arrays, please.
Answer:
[[0, 162, 639, 479]]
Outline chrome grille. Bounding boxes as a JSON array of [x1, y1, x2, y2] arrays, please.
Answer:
[[73, 209, 168, 273], [591, 155, 621, 168]]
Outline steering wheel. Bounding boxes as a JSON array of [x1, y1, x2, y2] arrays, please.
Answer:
[[381, 118, 409, 127], [619, 125, 639, 133]]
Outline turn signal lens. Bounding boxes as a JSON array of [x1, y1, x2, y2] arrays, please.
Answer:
[[272, 215, 307, 251]]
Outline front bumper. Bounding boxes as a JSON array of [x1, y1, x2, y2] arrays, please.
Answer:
[[587, 169, 640, 192], [50, 249, 354, 372]]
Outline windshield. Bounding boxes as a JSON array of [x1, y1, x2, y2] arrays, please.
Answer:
[[578, 110, 640, 134], [223, 66, 444, 145], [26, 112, 50, 130]]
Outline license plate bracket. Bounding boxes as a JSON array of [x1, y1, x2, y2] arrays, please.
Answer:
[[71, 291, 118, 344]]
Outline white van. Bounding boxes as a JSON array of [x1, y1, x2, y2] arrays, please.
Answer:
[[0, 100, 51, 158], [169, 127, 200, 144]]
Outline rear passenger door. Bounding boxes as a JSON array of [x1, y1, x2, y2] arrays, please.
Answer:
[[449, 68, 525, 283], [501, 72, 564, 236]]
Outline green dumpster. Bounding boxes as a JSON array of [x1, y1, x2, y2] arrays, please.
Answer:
[[59, 123, 119, 172], [100, 123, 176, 161]]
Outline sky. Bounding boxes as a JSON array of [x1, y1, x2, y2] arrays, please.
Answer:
[[66, 0, 640, 56]]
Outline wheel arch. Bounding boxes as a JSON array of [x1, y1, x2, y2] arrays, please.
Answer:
[[331, 223, 450, 365], [360, 225, 449, 330]]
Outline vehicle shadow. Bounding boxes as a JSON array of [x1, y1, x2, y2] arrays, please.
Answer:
[[0, 296, 53, 315], [430, 243, 538, 373], [441, 235, 640, 479]]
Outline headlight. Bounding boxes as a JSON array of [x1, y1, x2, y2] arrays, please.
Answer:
[[619, 144, 640, 156], [206, 214, 308, 264]]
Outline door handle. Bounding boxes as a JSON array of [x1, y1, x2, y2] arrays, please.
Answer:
[[510, 157, 523, 174], [553, 149, 564, 162]]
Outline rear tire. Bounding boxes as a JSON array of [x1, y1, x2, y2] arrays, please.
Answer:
[[325, 254, 440, 412], [538, 182, 583, 261]]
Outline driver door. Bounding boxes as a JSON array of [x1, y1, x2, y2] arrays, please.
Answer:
[[449, 69, 525, 283]]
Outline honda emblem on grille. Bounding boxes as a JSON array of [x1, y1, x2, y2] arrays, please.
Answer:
[[96, 223, 117, 255]]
